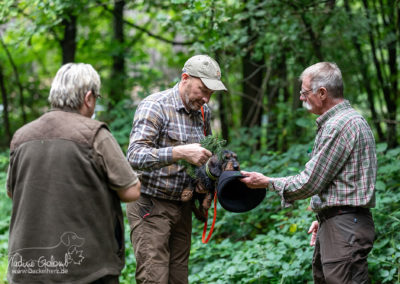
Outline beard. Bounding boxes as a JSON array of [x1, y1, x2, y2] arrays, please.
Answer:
[[302, 101, 312, 111], [183, 85, 202, 111]]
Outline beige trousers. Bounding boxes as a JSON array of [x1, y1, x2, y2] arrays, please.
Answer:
[[127, 194, 192, 284]]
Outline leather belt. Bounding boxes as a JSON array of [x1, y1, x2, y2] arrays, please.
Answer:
[[316, 206, 370, 223]]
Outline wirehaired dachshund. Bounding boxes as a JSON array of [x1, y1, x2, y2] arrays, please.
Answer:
[[181, 149, 240, 222]]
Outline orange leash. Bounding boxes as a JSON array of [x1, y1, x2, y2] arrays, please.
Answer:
[[200, 106, 217, 243], [201, 191, 218, 243]]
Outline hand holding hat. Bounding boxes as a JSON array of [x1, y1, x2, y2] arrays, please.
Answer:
[[217, 171, 266, 213], [239, 170, 270, 189]]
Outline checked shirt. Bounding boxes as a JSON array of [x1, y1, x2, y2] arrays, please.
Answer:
[[268, 100, 377, 211], [127, 83, 211, 201]]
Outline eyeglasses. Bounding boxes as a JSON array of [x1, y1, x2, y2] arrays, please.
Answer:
[[92, 90, 101, 99], [299, 88, 313, 97]]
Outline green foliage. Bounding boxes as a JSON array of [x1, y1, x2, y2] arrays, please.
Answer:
[[367, 143, 400, 283], [0, 142, 399, 283], [102, 99, 136, 150], [0, 151, 11, 283], [178, 135, 226, 178]]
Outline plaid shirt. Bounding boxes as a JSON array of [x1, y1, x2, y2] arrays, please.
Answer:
[[268, 100, 377, 212], [127, 83, 211, 200]]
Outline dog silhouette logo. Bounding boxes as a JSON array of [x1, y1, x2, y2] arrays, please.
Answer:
[[9, 232, 86, 275]]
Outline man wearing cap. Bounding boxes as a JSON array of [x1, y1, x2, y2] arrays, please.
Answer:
[[126, 55, 227, 284], [240, 62, 376, 283]]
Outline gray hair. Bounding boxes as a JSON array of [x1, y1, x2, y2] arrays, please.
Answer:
[[48, 63, 101, 110], [300, 62, 343, 98]]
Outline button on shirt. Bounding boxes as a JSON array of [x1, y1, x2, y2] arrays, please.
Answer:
[[127, 83, 211, 201], [268, 100, 377, 211]]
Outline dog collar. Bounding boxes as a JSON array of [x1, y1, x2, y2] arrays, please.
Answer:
[[205, 159, 217, 181]]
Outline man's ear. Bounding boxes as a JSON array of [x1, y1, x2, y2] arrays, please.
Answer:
[[79, 90, 95, 117], [181, 73, 190, 82], [83, 90, 94, 107], [319, 87, 328, 101]]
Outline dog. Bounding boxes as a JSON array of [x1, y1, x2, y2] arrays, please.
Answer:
[[181, 149, 240, 222]]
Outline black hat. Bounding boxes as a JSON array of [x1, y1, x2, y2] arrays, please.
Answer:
[[217, 171, 266, 213]]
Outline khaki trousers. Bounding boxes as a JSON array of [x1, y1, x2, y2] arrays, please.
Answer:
[[312, 211, 375, 283], [127, 194, 192, 284]]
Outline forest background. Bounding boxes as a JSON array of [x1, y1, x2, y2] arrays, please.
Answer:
[[0, 0, 399, 283]]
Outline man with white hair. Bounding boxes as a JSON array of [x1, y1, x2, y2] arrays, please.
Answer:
[[7, 63, 141, 283], [241, 62, 377, 283]]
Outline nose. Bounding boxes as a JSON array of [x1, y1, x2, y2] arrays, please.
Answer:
[[233, 162, 240, 171]]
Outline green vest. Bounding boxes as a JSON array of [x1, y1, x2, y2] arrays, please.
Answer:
[[8, 110, 125, 283]]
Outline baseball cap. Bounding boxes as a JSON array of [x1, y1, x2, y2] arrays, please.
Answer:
[[182, 55, 227, 91]]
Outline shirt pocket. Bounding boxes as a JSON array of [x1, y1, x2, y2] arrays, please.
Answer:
[[166, 129, 188, 146]]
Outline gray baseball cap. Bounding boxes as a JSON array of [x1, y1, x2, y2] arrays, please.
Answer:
[[182, 55, 227, 91]]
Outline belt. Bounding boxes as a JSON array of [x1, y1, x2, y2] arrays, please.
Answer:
[[316, 206, 370, 223]]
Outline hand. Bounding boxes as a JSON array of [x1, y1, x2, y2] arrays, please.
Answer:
[[307, 221, 319, 246], [240, 171, 269, 189], [173, 143, 212, 167]]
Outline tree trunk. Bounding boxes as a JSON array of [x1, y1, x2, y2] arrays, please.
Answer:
[[344, 0, 384, 141], [214, 51, 230, 142], [0, 65, 11, 145], [241, 52, 265, 128], [61, 14, 77, 64], [217, 92, 229, 143], [109, 0, 126, 104], [362, 0, 398, 148]]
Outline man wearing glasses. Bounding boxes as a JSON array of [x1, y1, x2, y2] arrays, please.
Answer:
[[241, 62, 377, 283], [7, 63, 141, 283]]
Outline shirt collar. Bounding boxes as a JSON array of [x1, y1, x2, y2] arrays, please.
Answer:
[[172, 83, 203, 116], [316, 100, 351, 128]]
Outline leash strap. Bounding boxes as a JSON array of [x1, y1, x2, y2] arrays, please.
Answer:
[[201, 190, 218, 244], [200, 106, 217, 243], [201, 106, 206, 136]]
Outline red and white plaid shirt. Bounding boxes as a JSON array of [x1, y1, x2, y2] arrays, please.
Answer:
[[268, 100, 377, 212]]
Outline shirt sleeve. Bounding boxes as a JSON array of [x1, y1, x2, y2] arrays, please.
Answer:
[[269, 126, 354, 207], [126, 100, 173, 170], [94, 128, 139, 191]]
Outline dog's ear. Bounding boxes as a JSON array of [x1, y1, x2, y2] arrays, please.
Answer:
[[208, 155, 222, 177]]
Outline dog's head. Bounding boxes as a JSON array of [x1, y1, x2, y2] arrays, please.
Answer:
[[60, 232, 85, 248], [220, 150, 240, 171]]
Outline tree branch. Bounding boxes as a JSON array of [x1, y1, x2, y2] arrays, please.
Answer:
[[99, 2, 199, 46], [0, 36, 27, 123]]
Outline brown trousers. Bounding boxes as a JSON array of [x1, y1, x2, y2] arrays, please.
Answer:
[[312, 211, 375, 284], [127, 194, 192, 284]]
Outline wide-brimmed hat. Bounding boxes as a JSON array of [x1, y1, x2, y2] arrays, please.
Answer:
[[182, 55, 227, 91], [217, 171, 266, 213]]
